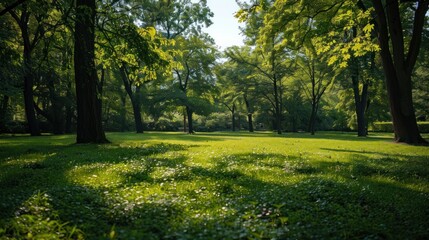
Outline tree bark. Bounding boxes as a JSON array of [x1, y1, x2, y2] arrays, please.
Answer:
[[350, 57, 369, 137], [308, 98, 317, 135], [120, 94, 127, 132], [231, 104, 236, 131], [64, 81, 73, 134], [183, 107, 187, 133], [371, 0, 427, 144], [186, 106, 194, 134], [74, 0, 108, 143], [119, 66, 144, 133], [273, 78, 282, 134], [0, 95, 10, 132], [23, 40, 40, 136], [13, 5, 41, 136], [243, 94, 254, 132], [132, 86, 144, 133]]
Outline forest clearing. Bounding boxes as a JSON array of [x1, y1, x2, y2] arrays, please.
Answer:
[[1, 132, 428, 239]]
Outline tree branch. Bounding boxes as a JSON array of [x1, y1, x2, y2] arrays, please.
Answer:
[[0, 0, 26, 16]]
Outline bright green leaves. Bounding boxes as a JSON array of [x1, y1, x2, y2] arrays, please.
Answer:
[[238, 0, 381, 69], [314, 4, 380, 68]]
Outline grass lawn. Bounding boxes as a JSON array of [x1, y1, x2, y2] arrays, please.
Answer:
[[0, 131, 428, 239]]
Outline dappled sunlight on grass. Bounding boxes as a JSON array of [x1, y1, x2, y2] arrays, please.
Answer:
[[1, 132, 428, 239]]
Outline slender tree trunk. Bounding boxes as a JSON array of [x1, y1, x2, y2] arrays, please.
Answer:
[[273, 79, 282, 134], [350, 57, 369, 137], [231, 104, 236, 131], [119, 66, 144, 133], [120, 94, 127, 132], [183, 107, 187, 133], [0, 95, 9, 117], [48, 76, 64, 134], [64, 81, 73, 134], [74, 0, 108, 143], [22, 30, 40, 136], [0, 95, 10, 132], [308, 98, 317, 135], [244, 95, 254, 132], [186, 106, 194, 134], [353, 82, 369, 137], [247, 113, 254, 132]]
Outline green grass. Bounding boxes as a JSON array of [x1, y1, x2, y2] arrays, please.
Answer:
[[0, 132, 428, 239]]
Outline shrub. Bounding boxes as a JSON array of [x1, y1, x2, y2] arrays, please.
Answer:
[[372, 121, 429, 133]]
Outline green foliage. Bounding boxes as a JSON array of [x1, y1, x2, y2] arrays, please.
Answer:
[[1, 132, 429, 239], [0, 191, 84, 239]]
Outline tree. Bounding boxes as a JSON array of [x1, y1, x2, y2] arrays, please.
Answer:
[[215, 61, 258, 132], [245, 0, 428, 143], [0, 14, 21, 133], [366, 0, 428, 144], [172, 34, 218, 133], [74, 0, 108, 143], [226, 45, 289, 134], [6, 0, 51, 136], [293, 45, 335, 135]]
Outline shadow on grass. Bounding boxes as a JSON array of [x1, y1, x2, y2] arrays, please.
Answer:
[[1, 134, 428, 239]]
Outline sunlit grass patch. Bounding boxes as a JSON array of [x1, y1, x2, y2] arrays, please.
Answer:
[[1, 131, 428, 239]]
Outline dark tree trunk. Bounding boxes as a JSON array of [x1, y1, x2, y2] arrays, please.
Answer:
[[371, 0, 427, 144], [186, 106, 194, 134], [243, 95, 254, 132], [48, 75, 65, 134], [231, 104, 236, 131], [131, 86, 144, 133], [21, 21, 40, 136], [247, 113, 253, 132], [183, 107, 187, 133], [0, 95, 9, 118], [64, 81, 73, 134], [119, 66, 144, 133], [355, 89, 368, 137], [308, 99, 317, 135], [273, 79, 282, 134], [74, 0, 108, 143], [350, 56, 369, 137], [0, 95, 10, 131], [120, 94, 127, 132], [97, 67, 105, 125]]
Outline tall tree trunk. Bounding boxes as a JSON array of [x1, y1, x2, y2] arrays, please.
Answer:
[[0, 95, 10, 132], [308, 100, 316, 135], [132, 86, 144, 133], [74, 0, 108, 143], [244, 95, 254, 132], [120, 94, 127, 132], [273, 79, 282, 134], [247, 113, 253, 132], [22, 27, 40, 136], [371, 0, 427, 144], [350, 57, 369, 137], [119, 66, 144, 133], [48, 77, 65, 135], [64, 81, 73, 134], [186, 106, 194, 134], [231, 104, 236, 131], [183, 107, 187, 133], [355, 85, 369, 137]]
